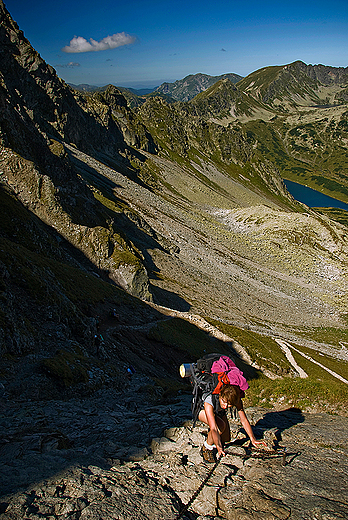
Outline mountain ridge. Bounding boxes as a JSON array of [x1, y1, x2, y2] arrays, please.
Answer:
[[68, 72, 245, 105], [154, 71, 244, 101], [237, 60, 348, 108], [67, 62, 348, 110]]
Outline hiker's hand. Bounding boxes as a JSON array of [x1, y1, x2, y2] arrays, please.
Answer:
[[217, 447, 226, 458], [252, 440, 268, 449]]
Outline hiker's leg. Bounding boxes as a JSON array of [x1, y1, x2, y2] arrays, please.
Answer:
[[198, 410, 230, 445], [198, 409, 209, 429], [219, 414, 231, 444], [198, 409, 214, 445]]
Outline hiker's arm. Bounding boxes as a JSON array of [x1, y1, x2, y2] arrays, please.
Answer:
[[238, 409, 267, 448], [204, 403, 225, 456]]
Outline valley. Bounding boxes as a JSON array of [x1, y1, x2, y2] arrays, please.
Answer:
[[1, 0, 348, 516], [1, 0, 348, 414]]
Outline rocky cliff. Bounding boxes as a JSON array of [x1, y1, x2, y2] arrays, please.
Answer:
[[0, 0, 155, 303]]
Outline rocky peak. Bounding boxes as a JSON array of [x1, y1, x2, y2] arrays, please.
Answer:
[[102, 84, 129, 108], [287, 60, 348, 85], [155, 72, 243, 102], [237, 60, 348, 108]]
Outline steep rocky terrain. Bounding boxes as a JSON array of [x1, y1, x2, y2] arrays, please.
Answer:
[[1, 402, 347, 519], [1, 0, 348, 517]]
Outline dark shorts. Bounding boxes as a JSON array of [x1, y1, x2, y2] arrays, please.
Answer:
[[215, 409, 227, 418]]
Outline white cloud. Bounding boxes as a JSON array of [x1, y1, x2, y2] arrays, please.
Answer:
[[62, 32, 136, 53]]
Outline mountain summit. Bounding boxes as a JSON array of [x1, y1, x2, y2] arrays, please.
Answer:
[[237, 60, 348, 108]]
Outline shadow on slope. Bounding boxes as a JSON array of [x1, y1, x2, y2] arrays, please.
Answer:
[[0, 182, 234, 500], [254, 407, 305, 443], [150, 285, 191, 312]]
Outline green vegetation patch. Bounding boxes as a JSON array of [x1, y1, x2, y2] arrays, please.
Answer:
[[311, 175, 348, 199], [49, 139, 65, 158], [289, 343, 348, 381], [315, 208, 348, 227], [51, 261, 120, 304], [40, 348, 90, 387], [295, 325, 348, 347], [147, 317, 227, 360], [0, 234, 125, 306], [149, 376, 189, 400], [147, 317, 258, 381], [92, 189, 124, 214], [40, 347, 123, 391], [203, 319, 348, 410], [246, 372, 348, 411], [206, 319, 292, 377]]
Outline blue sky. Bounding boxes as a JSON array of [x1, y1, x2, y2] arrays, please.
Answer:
[[4, 0, 348, 88]]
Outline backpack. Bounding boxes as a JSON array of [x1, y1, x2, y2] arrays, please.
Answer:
[[185, 353, 249, 428]]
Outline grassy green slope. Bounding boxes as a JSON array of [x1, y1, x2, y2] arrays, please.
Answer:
[[205, 319, 348, 414]]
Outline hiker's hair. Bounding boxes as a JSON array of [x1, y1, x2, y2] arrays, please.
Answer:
[[219, 384, 240, 406]]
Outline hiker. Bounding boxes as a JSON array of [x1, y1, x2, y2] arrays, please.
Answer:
[[180, 354, 268, 463], [199, 382, 267, 462]]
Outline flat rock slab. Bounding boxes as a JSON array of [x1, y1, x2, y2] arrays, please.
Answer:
[[1, 407, 347, 519]]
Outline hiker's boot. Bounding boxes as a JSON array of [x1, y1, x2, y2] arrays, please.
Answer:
[[201, 444, 216, 463]]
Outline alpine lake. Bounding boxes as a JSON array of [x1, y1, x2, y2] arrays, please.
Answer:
[[284, 179, 348, 211]]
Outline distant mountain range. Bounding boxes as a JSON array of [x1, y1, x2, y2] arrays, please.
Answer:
[[68, 83, 156, 97], [153, 72, 243, 101], [69, 72, 244, 103]]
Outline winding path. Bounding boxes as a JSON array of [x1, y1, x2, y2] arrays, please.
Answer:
[[274, 339, 308, 378], [274, 338, 348, 385]]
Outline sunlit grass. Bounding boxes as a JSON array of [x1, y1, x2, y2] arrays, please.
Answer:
[[203, 318, 348, 412], [206, 318, 292, 376]]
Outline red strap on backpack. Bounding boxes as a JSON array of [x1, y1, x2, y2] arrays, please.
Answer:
[[212, 371, 246, 398], [212, 372, 229, 394]]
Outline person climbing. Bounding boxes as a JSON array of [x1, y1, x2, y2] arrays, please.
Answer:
[[199, 381, 267, 462], [180, 353, 268, 463]]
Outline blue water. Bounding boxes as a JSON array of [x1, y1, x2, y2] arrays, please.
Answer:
[[284, 179, 348, 211]]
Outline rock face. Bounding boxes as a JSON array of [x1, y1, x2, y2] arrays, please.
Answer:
[[0, 0, 154, 301], [1, 398, 347, 519], [236, 60, 348, 108]]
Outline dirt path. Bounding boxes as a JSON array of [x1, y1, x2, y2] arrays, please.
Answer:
[[274, 339, 308, 378], [275, 339, 348, 385]]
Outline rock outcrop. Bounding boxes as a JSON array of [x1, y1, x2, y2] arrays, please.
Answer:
[[1, 395, 347, 519]]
